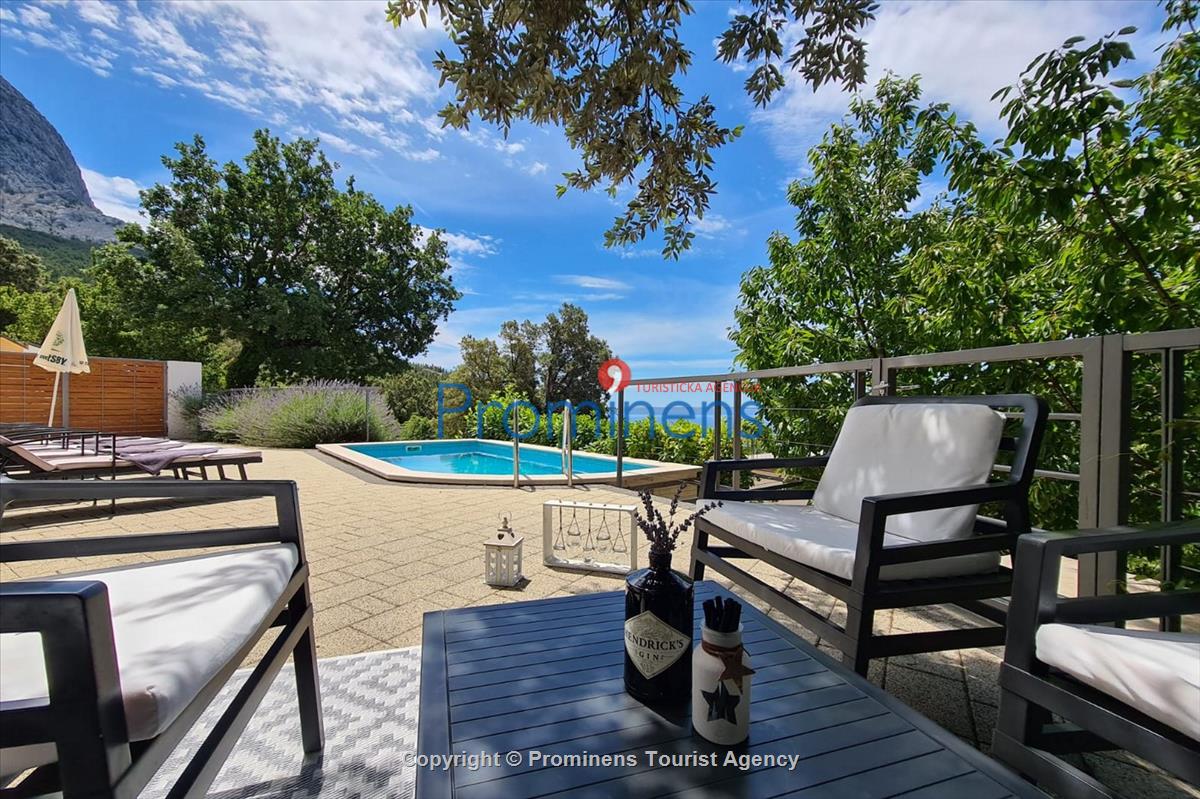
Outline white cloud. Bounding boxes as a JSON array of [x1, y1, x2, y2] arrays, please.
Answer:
[[526, 161, 548, 176], [132, 66, 180, 88], [18, 5, 52, 28], [755, 1, 1166, 164], [692, 214, 731, 236], [555, 274, 632, 291], [4, 0, 450, 160], [77, 1, 120, 29], [418, 228, 499, 258], [80, 167, 144, 222], [615, 247, 663, 260], [514, 291, 625, 303], [315, 130, 380, 159], [3, 16, 114, 75]]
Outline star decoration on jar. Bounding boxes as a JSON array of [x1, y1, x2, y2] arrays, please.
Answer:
[[701, 681, 740, 724]]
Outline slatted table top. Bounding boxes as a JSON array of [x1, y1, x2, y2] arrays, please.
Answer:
[[415, 581, 1043, 799]]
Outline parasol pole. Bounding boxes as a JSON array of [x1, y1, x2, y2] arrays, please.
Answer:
[[47, 371, 61, 426]]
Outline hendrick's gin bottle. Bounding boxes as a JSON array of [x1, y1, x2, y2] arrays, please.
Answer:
[[624, 549, 694, 705]]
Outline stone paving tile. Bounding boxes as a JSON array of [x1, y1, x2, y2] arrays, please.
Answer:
[[3, 447, 1192, 797]]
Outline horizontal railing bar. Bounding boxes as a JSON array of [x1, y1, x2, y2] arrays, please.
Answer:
[[624, 339, 1097, 387], [1121, 328, 1200, 352], [1001, 411, 1082, 423], [992, 464, 1081, 483], [882, 338, 1093, 368], [625, 358, 877, 387]]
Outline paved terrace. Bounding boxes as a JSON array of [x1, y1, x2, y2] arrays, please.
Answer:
[[1, 449, 1194, 798]]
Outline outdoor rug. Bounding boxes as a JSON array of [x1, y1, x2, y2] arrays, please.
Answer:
[[144, 648, 421, 799]]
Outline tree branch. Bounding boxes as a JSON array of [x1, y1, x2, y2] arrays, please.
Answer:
[[1080, 126, 1180, 315]]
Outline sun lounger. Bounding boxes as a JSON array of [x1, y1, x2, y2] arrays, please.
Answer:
[[0, 434, 261, 480]]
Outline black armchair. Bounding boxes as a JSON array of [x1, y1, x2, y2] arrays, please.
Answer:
[[0, 477, 323, 798], [993, 520, 1200, 798], [691, 394, 1048, 674]]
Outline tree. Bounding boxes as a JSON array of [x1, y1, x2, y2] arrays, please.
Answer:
[[0, 236, 48, 293], [733, 76, 950, 368], [498, 319, 540, 400], [387, 0, 877, 257], [451, 303, 612, 409], [374, 363, 448, 423], [925, 17, 1199, 336], [102, 130, 460, 387], [0, 266, 207, 369], [539, 303, 612, 408], [733, 9, 1200, 541], [454, 334, 508, 402]]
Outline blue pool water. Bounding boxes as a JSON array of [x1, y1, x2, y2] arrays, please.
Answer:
[[344, 439, 650, 476]]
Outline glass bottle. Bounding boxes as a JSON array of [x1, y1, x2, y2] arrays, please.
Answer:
[[623, 549, 694, 705]]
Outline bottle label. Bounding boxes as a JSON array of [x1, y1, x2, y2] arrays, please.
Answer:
[[624, 611, 689, 679]]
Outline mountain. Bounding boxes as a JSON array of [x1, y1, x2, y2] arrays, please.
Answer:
[[0, 75, 123, 242]]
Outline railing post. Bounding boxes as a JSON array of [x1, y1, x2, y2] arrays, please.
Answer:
[[565, 400, 575, 489], [616, 388, 624, 488], [853, 370, 868, 400], [870, 359, 895, 395], [732, 380, 743, 490], [1161, 347, 1186, 631], [1078, 334, 1129, 599], [712, 382, 722, 463], [512, 404, 520, 488]]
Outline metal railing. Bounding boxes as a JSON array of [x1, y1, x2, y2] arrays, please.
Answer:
[[614, 328, 1200, 609]]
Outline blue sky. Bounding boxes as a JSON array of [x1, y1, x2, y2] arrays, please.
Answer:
[[0, 0, 1168, 404]]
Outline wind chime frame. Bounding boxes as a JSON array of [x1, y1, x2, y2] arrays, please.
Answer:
[[542, 500, 638, 575]]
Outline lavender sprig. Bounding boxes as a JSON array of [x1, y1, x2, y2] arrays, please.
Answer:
[[633, 484, 721, 555]]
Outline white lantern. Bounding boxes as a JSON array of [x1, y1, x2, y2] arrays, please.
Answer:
[[484, 512, 524, 587]]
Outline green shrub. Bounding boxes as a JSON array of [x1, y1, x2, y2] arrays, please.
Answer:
[[374, 364, 446, 423], [199, 381, 399, 447], [399, 415, 438, 440]]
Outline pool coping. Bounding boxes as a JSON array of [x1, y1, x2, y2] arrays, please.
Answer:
[[315, 439, 701, 487]]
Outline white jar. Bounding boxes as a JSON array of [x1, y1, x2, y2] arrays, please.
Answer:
[[692, 624, 752, 745]]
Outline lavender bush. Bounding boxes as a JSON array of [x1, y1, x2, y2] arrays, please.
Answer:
[[199, 381, 399, 448]]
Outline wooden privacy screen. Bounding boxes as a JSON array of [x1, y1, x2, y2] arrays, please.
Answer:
[[0, 352, 166, 436]]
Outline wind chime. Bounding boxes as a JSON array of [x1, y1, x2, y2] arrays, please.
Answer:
[[543, 500, 638, 575]]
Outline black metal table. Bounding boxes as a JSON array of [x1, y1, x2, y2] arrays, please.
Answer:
[[416, 581, 1044, 798]]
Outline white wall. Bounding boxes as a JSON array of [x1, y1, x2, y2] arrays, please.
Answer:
[[165, 360, 203, 439]]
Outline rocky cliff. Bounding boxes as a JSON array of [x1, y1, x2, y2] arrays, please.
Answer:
[[0, 75, 122, 242]]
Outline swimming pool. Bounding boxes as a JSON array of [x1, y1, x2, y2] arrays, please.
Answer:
[[316, 439, 699, 486], [346, 439, 649, 476]]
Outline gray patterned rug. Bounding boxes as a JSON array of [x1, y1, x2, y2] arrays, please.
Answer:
[[144, 648, 421, 799]]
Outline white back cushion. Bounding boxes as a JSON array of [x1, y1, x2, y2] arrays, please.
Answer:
[[812, 403, 1005, 541]]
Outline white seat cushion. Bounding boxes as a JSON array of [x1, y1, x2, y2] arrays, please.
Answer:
[[702, 501, 1000, 581], [812, 403, 1005, 542], [1036, 623, 1200, 741], [0, 544, 299, 775]]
